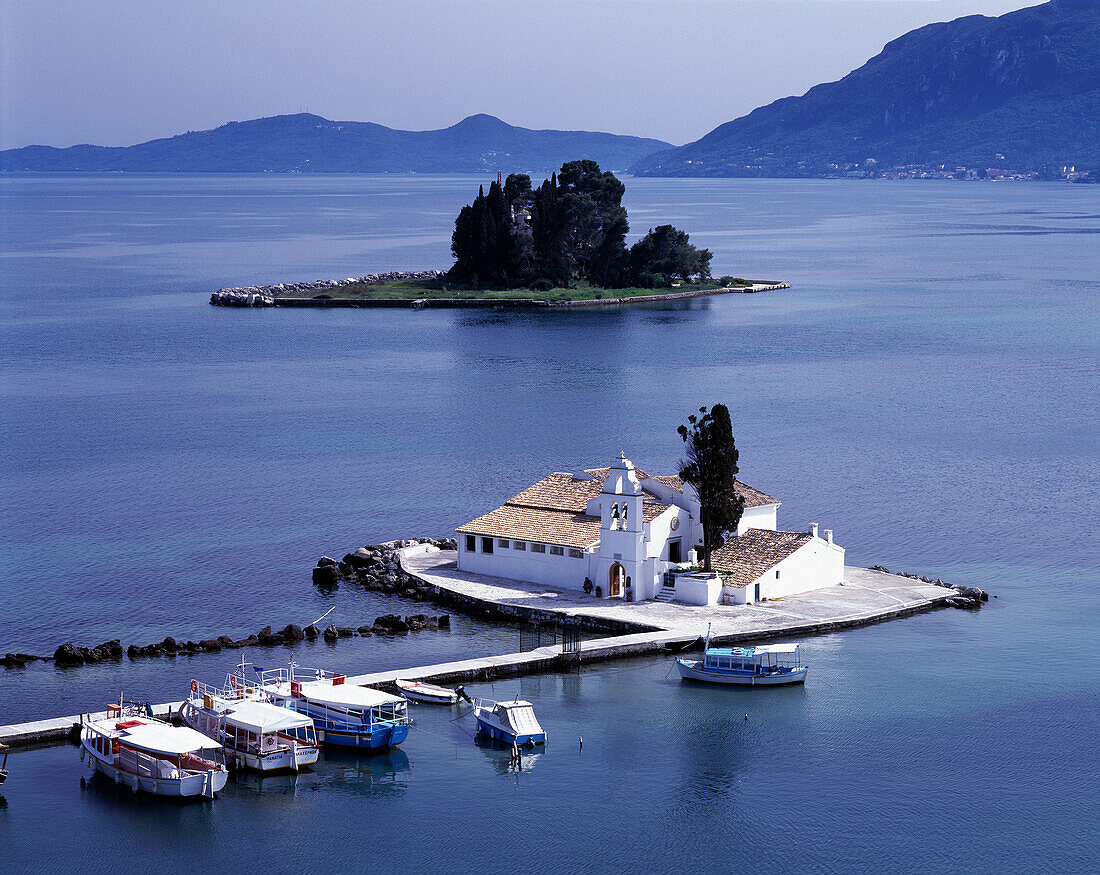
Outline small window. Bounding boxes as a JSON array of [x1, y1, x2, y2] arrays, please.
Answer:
[[497, 539, 509, 548], [776, 569, 780, 579], [531, 543, 546, 553], [568, 548, 583, 559], [550, 546, 564, 556], [465, 535, 476, 552], [622, 503, 629, 526], [482, 537, 494, 554], [513, 541, 526, 551]]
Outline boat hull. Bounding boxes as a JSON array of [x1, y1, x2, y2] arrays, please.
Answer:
[[676, 657, 808, 686], [396, 682, 459, 705], [474, 712, 547, 746], [83, 745, 228, 798], [295, 720, 409, 751], [225, 743, 320, 773]]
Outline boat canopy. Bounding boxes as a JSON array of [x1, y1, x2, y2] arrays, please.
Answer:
[[300, 682, 404, 710], [115, 722, 219, 756], [223, 700, 313, 734], [706, 643, 799, 659], [495, 701, 542, 735], [753, 644, 800, 655]]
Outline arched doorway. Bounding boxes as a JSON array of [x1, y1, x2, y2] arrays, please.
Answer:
[[608, 563, 625, 598]]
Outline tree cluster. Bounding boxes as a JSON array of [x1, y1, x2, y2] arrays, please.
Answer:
[[447, 160, 712, 290]]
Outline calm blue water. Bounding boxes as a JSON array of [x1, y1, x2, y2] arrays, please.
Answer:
[[1, 175, 1098, 873]]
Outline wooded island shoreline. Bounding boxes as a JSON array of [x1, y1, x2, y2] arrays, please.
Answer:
[[209, 273, 790, 309]]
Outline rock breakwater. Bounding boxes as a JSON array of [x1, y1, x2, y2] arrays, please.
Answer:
[[210, 270, 445, 306], [868, 566, 989, 608], [2, 612, 450, 671]]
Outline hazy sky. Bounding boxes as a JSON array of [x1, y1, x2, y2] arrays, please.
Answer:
[[1, 0, 1036, 150]]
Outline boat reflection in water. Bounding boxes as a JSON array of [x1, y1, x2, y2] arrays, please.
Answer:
[[321, 749, 411, 796], [474, 734, 543, 775]]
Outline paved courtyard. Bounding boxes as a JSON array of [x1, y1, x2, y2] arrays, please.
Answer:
[[403, 550, 952, 638]]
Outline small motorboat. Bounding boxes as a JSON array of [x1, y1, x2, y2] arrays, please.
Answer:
[[81, 701, 228, 798], [676, 641, 808, 687], [0, 742, 9, 785], [180, 675, 320, 773], [395, 679, 460, 705], [474, 698, 547, 746]]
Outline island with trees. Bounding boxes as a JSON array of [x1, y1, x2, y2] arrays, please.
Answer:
[[209, 160, 788, 308]]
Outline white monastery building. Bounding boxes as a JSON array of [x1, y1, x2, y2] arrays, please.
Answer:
[[456, 453, 845, 606]]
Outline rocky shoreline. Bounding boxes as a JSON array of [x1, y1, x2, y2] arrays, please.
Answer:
[[209, 270, 445, 307], [867, 565, 989, 608]]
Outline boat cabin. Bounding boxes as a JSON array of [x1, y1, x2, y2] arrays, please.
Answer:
[[84, 719, 225, 779], [221, 700, 317, 752], [703, 643, 802, 674]]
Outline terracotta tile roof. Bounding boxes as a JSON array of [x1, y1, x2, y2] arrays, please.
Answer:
[[456, 460, 774, 549], [734, 479, 779, 508], [642, 502, 673, 523], [709, 529, 812, 587], [507, 473, 602, 513], [456, 506, 601, 549], [588, 467, 777, 507]]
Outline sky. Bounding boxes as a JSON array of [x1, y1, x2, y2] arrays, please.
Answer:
[[1, 0, 1039, 150]]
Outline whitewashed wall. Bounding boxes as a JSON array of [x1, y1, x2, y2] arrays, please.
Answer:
[[736, 503, 779, 534], [756, 536, 845, 600], [457, 538, 592, 590]]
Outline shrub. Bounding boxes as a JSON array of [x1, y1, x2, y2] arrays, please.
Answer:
[[531, 278, 554, 292], [637, 271, 669, 289]]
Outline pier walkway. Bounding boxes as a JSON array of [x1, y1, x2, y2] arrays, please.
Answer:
[[0, 554, 952, 748]]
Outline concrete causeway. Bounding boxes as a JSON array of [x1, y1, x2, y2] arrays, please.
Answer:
[[0, 552, 952, 747]]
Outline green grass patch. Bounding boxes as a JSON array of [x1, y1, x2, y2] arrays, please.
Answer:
[[272, 279, 733, 302]]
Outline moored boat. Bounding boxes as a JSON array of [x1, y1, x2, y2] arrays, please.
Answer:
[[252, 663, 409, 751], [180, 677, 320, 773], [395, 678, 460, 704], [81, 702, 228, 798], [474, 698, 547, 746], [676, 642, 808, 686]]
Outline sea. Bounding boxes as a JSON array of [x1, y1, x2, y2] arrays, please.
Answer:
[[1, 174, 1097, 873]]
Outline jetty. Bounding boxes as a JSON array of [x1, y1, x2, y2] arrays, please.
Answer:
[[0, 549, 956, 749]]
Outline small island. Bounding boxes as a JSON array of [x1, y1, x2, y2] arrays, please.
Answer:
[[211, 160, 789, 308]]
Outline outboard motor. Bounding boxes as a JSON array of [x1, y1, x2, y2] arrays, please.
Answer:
[[456, 685, 472, 703]]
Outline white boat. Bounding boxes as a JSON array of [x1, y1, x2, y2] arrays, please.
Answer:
[[395, 679, 460, 704], [81, 702, 228, 798], [180, 676, 320, 773], [252, 662, 410, 751], [473, 698, 547, 746], [676, 642, 808, 686]]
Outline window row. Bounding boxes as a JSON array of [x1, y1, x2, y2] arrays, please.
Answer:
[[465, 534, 582, 558]]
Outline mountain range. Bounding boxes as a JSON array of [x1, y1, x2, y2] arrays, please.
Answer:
[[3, 1, 1096, 178], [632, 0, 1099, 176], [0, 113, 671, 174]]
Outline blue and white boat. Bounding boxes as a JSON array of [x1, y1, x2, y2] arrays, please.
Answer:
[[474, 698, 547, 746], [676, 639, 808, 687], [250, 663, 409, 751]]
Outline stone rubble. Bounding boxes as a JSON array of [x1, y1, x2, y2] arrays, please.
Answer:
[[209, 270, 445, 306], [867, 565, 989, 608]]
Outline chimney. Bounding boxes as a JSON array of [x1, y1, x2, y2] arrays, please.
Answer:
[[824, 529, 833, 544], [809, 523, 819, 538]]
